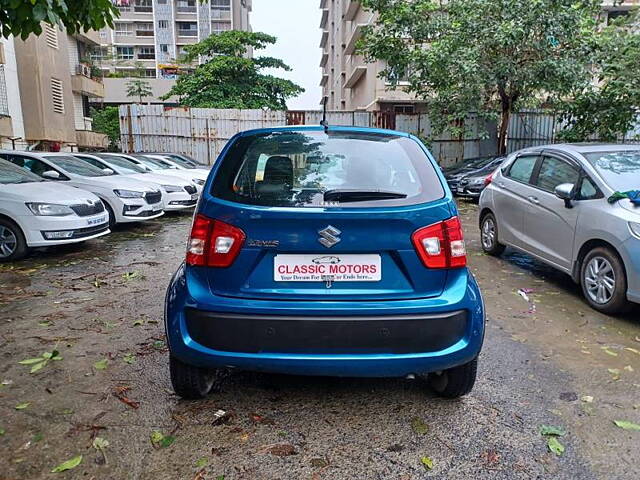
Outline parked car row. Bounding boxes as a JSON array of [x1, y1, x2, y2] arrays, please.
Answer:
[[0, 150, 208, 261], [444, 156, 505, 200]]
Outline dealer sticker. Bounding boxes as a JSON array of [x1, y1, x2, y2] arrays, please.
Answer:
[[274, 254, 381, 282]]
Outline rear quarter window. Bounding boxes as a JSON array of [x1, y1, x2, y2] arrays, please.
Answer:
[[211, 131, 444, 208]]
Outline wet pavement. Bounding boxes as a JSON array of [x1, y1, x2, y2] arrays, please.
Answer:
[[0, 205, 639, 480]]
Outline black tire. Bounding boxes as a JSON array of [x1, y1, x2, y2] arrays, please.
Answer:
[[580, 247, 631, 315], [429, 357, 478, 398], [169, 355, 216, 399], [102, 201, 116, 229], [0, 218, 28, 262], [480, 212, 506, 256]]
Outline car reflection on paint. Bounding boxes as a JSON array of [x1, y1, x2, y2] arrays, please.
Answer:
[[312, 255, 341, 265]]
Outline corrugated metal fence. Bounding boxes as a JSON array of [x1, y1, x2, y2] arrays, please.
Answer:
[[119, 105, 640, 167]]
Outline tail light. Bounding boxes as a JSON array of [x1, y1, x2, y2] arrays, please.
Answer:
[[484, 169, 498, 186], [186, 214, 245, 267], [412, 216, 467, 269]]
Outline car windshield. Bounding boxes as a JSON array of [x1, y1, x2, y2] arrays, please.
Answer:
[[0, 158, 45, 184], [46, 155, 109, 177], [212, 130, 444, 208], [584, 150, 640, 192], [133, 155, 167, 171], [100, 155, 148, 174], [161, 155, 196, 169]]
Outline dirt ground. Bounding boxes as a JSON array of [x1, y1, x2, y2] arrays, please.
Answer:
[[1, 204, 639, 480]]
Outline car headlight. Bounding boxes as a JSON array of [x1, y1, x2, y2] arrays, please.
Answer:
[[26, 203, 75, 216], [629, 222, 640, 239], [162, 184, 183, 193], [113, 189, 145, 198], [192, 178, 205, 186]]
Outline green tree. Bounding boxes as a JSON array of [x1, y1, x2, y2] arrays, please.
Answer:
[[161, 31, 304, 109], [126, 78, 153, 103], [359, 0, 603, 154], [558, 11, 640, 142], [1, 0, 118, 40], [90, 107, 120, 151]]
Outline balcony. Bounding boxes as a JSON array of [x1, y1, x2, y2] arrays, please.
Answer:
[[344, 65, 366, 88], [344, 23, 366, 55], [71, 64, 105, 98], [76, 129, 108, 149], [344, 0, 360, 21], [211, 8, 231, 20], [319, 30, 329, 48], [176, 5, 197, 13], [319, 73, 328, 87], [320, 8, 329, 28], [320, 51, 328, 68]]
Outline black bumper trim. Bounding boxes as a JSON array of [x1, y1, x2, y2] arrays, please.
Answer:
[[41, 224, 109, 240], [185, 309, 468, 355]]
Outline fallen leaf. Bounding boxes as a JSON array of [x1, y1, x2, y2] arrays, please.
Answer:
[[93, 437, 109, 450], [15, 402, 30, 410], [624, 365, 634, 373], [624, 347, 640, 355], [608, 368, 621, 380], [51, 455, 82, 473], [267, 444, 297, 456], [581, 396, 594, 403], [601, 346, 618, 357], [93, 359, 108, 370], [613, 420, 640, 431], [150, 431, 175, 449], [420, 456, 434, 470], [123, 353, 135, 365], [133, 319, 145, 326], [411, 417, 429, 435], [0, 428, 5, 435], [540, 425, 566, 436], [195, 457, 209, 468], [547, 437, 565, 456]]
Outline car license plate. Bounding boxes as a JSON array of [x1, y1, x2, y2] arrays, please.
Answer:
[[190, 194, 198, 201], [87, 215, 107, 226], [274, 254, 381, 282]]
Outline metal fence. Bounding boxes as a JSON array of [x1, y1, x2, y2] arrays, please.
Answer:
[[119, 105, 640, 167]]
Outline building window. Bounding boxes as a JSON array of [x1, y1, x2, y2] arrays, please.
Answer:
[[160, 44, 169, 53], [211, 21, 231, 34], [44, 25, 58, 49], [115, 22, 133, 36], [138, 46, 156, 60], [176, 0, 197, 13], [176, 22, 198, 37], [0, 66, 9, 116], [90, 47, 109, 62], [135, 22, 154, 36], [158, 0, 167, 3], [143, 68, 157, 78], [133, 0, 152, 13], [116, 46, 135, 60], [211, 0, 231, 19], [50, 78, 64, 114], [394, 105, 415, 114], [158, 20, 168, 29]]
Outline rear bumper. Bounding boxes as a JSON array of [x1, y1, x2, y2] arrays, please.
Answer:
[[165, 265, 485, 377]]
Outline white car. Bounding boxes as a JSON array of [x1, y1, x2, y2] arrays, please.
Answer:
[[0, 158, 109, 261], [119, 153, 207, 193], [75, 153, 199, 211], [0, 151, 164, 227]]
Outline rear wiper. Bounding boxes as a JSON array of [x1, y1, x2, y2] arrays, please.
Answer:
[[323, 189, 408, 203]]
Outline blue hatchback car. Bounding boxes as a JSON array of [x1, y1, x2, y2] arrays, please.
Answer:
[[165, 126, 485, 399]]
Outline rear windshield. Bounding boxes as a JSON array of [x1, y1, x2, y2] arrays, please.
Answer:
[[583, 150, 640, 192], [212, 131, 444, 207]]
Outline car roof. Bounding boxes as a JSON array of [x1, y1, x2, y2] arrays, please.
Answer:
[[235, 125, 412, 138], [519, 143, 640, 156]]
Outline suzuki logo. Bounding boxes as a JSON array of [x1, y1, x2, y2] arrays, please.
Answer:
[[318, 225, 341, 248]]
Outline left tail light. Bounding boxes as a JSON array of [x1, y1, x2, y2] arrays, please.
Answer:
[[412, 216, 467, 269], [186, 214, 246, 267]]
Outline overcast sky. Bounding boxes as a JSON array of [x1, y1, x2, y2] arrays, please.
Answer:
[[251, 0, 322, 110]]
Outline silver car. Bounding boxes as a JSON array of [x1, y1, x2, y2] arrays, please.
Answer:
[[479, 144, 640, 314]]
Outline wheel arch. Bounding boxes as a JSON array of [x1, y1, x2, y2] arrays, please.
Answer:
[[478, 207, 494, 228], [0, 213, 26, 236], [572, 239, 627, 284]]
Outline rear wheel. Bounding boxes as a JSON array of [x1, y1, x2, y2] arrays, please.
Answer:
[[429, 357, 478, 398], [580, 247, 630, 315], [103, 201, 116, 228], [169, 355, 216, 399], [0, 219, 28, 262], [480, 213, 505, 256]]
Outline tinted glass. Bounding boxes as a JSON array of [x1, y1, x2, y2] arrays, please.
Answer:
[[132, 155, 166, 170], [161, 154, 195, 169], [507, 156, 538, 183], [584, 150, 640, 192], [46, 155, 108, 177], [536, 157, 579, 192], [0, 158, 44, 184], [212, 130, 444, 208], [5, 155, 55, 177], [100, 155, 148, 174], [76, 155, 105, 170]]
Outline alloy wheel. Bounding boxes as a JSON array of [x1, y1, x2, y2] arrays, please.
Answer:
[[481, 217, 496, 250], [584, 256, 616, 305], [0, 225, 18, 258]]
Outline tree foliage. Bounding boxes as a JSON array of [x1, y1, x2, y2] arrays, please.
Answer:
[[359, 0, 603, 153], [558, 11, 640, 142], [126, 79, 153, 103], [162, 31, 304, 110], [1, 0, 118, 40], [90, 106, 120, 151]]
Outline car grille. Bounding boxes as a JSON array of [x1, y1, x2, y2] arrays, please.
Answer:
[[184, 185, 197, 195], [144, 191, 162, 205], [70, 201, 105, 217]]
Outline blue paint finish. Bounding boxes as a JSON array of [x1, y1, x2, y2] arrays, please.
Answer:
[[165, 126, 485, 378]]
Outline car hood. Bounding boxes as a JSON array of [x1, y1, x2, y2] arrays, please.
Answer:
[[123, 173, 191, 187], [152, 170, 201, 183], [0, 181, 101, 204], [73, 175, 159, 192], [619, 200, 640, 216]]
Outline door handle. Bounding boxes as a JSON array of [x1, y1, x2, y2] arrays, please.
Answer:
[[527, 196, 540, 205], [497, 182, 505, 188]]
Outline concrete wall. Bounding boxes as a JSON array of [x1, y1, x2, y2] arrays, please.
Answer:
[[0, 36, 26, 149], [99, 78, 179, 104]]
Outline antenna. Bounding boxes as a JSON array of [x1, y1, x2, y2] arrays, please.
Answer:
[[320, 96, 329, 133]]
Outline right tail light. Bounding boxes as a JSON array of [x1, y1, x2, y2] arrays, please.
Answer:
[[412, 216, 467, 269]]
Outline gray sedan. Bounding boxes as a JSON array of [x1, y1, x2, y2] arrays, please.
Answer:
[[479, 144, 640, 314]]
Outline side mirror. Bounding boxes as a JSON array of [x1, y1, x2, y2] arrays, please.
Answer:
[[102, 168, 115, 175], [555, 183, 575, 209], [42, 170, 61, 180]]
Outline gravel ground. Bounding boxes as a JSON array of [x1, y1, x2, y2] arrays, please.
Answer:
[[0, 204, 638, 480]]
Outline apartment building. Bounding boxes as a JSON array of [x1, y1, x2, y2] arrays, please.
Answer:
[[94, 0, 252, 105], [0, 37, 25, 149], [320, 0, 640, 113], [11, 26, 107, 150]]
